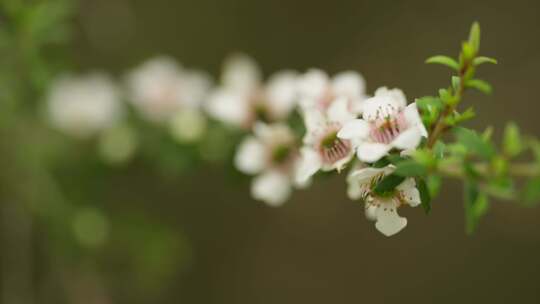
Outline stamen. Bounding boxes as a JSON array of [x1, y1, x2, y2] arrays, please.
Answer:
[[318, 129, 351, 165]]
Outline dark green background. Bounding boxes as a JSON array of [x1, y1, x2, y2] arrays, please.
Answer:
[[21, 0, 540, 303]]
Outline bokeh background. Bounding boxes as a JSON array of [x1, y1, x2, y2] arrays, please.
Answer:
[[2, 0, 540, 303]]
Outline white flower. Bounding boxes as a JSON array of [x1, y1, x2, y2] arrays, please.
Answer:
[[347, 165, 421, 237], [295, 97, 357, 184], [206, 54, 298, 129], [47, 72, 123, 138], [338, 87, 428, 163], [234, 123, 301, 206], [126, 56, 212, 123], [298, 69, 366, 113]]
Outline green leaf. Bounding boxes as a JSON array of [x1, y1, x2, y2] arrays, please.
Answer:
[[468, 22, 481, 53], [394, 160, 428, 177], [523, 177, 540, 206], [425, 55, 459, 70], [445, 107, 476, 126], [372, 157, 391, 168], [482, 126, 494, 141], [503, 122, 523, 157], [416, 96, 443, 127], [454, 127, 496, 160], [461, 42, 475, 61], [433, 141, 446, 159], [451, 76, 461, 91], [427, 175, 442, 197], [373, 174, 406, 196], [416, 178, 432, 214], [416, 96, 444, 111], [473, 56, 497, 66], [466, 79, 492, 94], [464, 180, 489, 235]]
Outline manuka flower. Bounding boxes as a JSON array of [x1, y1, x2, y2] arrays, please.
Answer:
[[126, 56, 212, 123], [347, 165, 421, 236], [295, 97, 358, 184], [206, 54, 298, 129], [297, 69, 366, 113], [234, 123, 302, 206], [338, 87, 428, 163], [47, 72, 123, 138]]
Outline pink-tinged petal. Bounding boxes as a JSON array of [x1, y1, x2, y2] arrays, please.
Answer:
[[391, 127, 422, 150], [234, 137, 267, 174], [356, 142, 391, 163], [374, 201, 407, 237], [338, 119, 370, 140], [327, 97, 355, 123], [251, 171, 292, 207], [295, 148, 322, 184], [404, 103, 428, 137]]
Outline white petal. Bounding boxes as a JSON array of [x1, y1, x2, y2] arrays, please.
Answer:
[[302, 109, 326, 134], [356, 142, 391, 163], [295, 148, 322, 184], [253, 122, 294, 145], [374, 201, 407, 237], [347, 181, 363, 200], [206, 89, 250, 127], [180, 69, 213, 108], [374, 87, 407, 108], [365, 203, 378, 221], [297, 69, 329, 101], [337, 119, 370, 140], [404, 103, 428, 137], [348, 166, 392, 183], [251, 171, 292, 207], [331, 71, 366, 99], [327, 97, 356, 123], [397, 178, 421, 207], [265, 71, 298, 119], [234, 137, 267, 174], [391, 127, 422, 150], [361, 95, 402, 121], [48, 73, 123, 138], [221, 53, 261, 93]]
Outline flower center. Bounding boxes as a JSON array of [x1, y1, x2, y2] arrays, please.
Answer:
[[318, 130, 351, 165], [272, 145, 293, 164], [369, 113, 407, 144]]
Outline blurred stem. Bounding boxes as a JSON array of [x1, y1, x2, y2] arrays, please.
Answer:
[[438, 161, 540, 178]]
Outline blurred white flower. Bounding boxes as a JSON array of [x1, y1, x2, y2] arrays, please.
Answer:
[[234, 123, 302, 206], [338, 87, 428, 163], [98, 124, 137, 164], [297, 69, 366, 114], [47, 72, 123, 138], [169, 108, 207, 143], [206, 54, 298, 129], [126, 56, 212, 123], [295, 97, 357, 184], [347, 165, 421, 237]]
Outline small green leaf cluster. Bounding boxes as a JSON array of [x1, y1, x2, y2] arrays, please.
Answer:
[[420, 22, 497, 135]]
